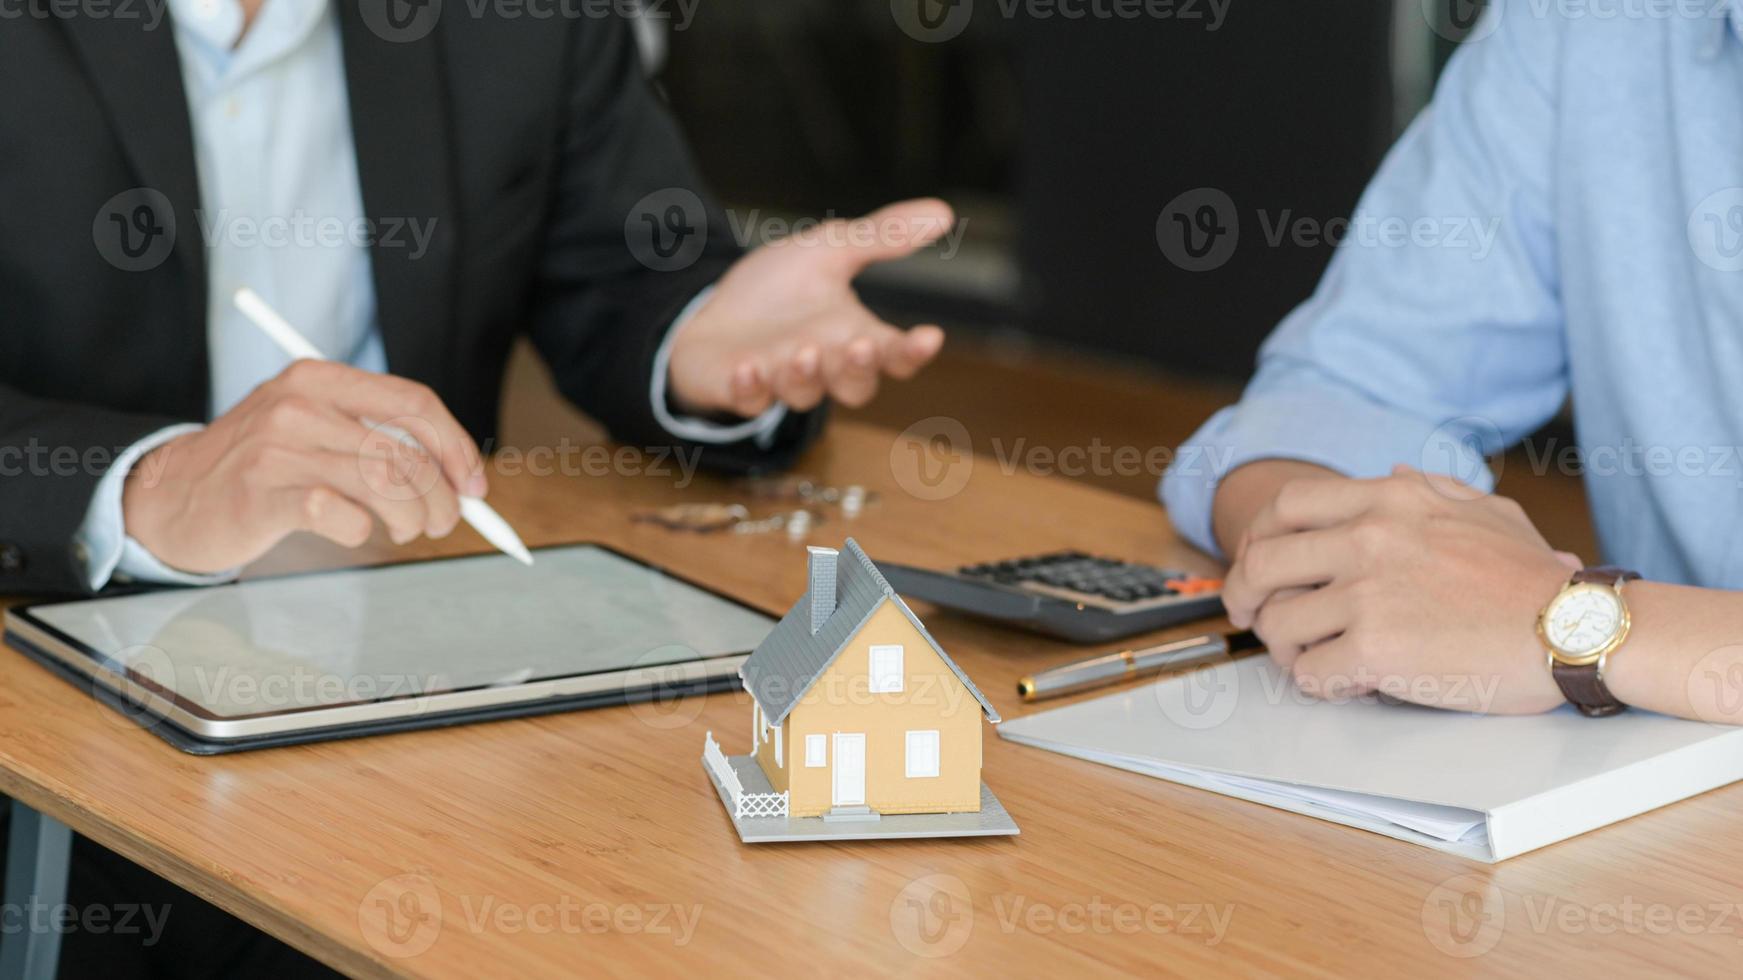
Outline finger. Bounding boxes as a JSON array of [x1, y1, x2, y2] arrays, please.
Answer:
[[1246, 477, 1387, 542], [1288, 635, 1374, 701], [822, 198, 956, 276], [340, 451, 437, 545], [1222, 526, 1351, 628], [878, 324, 945, 380], [275, 360, 487, 499], [275, 446, 434, 545], [1553, 550, 1583, 572], [772, 345, 827, 411], [343, 423, 460, 537], [822, 333, 882, 408], [1252, 585, 1351, 669], [248, 394, 458, 534], [723, 359, 774, 417], [414, 456, 462, 538], [246, 393, 403, 466], [275, 486, 374, 549], [1293, 631, 1503, 710]]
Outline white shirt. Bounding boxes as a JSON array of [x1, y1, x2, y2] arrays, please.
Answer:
[[74, 0, 780, 590]]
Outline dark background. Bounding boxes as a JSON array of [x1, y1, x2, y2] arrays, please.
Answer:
[[658, 0, 1478, 381]]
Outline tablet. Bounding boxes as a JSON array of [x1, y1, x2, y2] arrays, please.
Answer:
[[3, 544, 775, 754]]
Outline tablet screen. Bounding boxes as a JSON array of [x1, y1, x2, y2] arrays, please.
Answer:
[[24, 545, 775, 719]]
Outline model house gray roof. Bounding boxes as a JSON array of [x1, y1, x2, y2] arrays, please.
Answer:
[[739, 538, 1000, 726]]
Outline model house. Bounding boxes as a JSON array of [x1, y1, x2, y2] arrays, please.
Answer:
[[737, 539, 1000, 819]]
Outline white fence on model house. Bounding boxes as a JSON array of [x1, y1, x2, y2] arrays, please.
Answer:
[[735, 789, 789, 819], [703, 731, 788, 819]]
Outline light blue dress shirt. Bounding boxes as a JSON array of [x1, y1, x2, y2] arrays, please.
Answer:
[[1162, 2, 1743, 589], [75, 0, 779, 590]]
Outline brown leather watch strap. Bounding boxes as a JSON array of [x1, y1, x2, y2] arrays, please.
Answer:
[[1570, 566, 1641, 588], [1550, 566, 1641, 717], [1551, 661, 1627, 718]]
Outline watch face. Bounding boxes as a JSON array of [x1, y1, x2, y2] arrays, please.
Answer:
[[1544, 584, 1626, 658]]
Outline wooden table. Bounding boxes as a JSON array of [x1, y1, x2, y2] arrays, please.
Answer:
[[0, 420, 1734, 978]]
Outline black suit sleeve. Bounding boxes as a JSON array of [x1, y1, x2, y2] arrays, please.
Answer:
[[523, 18, 825, 475], [0, 385, 190, 595]]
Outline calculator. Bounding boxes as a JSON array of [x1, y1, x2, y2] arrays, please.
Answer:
[[877, 551, 1225, 643]]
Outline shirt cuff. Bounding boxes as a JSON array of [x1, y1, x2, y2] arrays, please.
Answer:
[[650, 287, 788, 449], [1159, 381, 1495, 560], [75, 423, 241, 591]]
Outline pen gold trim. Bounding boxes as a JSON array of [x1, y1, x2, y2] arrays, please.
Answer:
[[1017, 630, 1262, 702]]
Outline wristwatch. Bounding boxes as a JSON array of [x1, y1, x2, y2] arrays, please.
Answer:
[[1536, 566, 1640, 717]]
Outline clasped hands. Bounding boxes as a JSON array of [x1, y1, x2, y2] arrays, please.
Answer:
[[1220, 464, 1580, 714]]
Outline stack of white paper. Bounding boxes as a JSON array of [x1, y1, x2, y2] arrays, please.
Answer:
[[998, 656, 1743, 861]]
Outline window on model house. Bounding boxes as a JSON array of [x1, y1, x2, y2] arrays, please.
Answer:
[[869, 644, 904, 693], [805, 734, 826, 767], [906, 730, 940, 778]]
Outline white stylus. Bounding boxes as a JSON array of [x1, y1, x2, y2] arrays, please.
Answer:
[[233, 287, 534, 566]]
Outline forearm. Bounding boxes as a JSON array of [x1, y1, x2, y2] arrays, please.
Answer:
[[1210, 459, 1342, 557], [1604, 582, 1743, 723]]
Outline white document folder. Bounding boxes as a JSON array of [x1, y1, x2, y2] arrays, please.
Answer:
[[997, 656, 1743, 861]]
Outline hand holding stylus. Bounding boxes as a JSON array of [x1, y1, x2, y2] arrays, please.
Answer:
[[234, 289, 530, 565], [120, 291, 527, 574]]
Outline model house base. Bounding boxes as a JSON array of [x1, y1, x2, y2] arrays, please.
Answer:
[[701, 744, 1019, 843], [706, 539, 1017, 842]]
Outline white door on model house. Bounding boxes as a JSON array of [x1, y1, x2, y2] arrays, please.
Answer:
[[833, 733, 866, 806]]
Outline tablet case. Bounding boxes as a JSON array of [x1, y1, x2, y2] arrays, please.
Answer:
[[4, 629, 738, 756]]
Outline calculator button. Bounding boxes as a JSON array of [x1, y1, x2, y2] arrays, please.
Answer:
[[954, 553, 1222, 609]]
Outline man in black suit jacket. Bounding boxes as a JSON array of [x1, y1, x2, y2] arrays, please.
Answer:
[[1, 1, 950, 595], [0, 3, 953, 975]]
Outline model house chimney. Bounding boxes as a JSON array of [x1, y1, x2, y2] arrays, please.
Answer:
[[807, 546, 838, 634]]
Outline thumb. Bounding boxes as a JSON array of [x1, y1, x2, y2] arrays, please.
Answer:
[[815, 198, 956, 274]]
